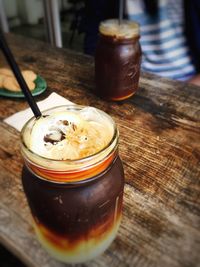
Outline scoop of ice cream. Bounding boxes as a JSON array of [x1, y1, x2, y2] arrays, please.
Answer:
[[28, 109, 113, 160]]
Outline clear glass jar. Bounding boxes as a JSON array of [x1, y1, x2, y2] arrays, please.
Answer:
[[95, 19, 141, 101], [21, 105, 124, 263]]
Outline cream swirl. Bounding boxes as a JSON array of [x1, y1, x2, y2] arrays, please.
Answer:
[[25, 107, 113, 160]]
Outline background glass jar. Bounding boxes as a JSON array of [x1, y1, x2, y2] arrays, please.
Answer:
[[21, 105, 124, 264], [95, 19, 141, 101]]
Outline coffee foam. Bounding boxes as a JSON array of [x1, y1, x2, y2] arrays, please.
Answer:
[[99, 19, 139, 39], [24, 107, 114, 161]]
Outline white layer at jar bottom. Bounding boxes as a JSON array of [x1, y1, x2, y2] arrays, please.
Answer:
[[33, 218, 121, 264]]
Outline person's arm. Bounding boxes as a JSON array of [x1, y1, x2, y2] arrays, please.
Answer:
[[188, 74, 200, 86]]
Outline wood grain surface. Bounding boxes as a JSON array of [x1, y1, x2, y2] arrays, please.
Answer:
[[0, 34, 200, 267]]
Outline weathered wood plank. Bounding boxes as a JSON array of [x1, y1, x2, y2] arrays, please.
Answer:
[[0, 33, 200, 267]]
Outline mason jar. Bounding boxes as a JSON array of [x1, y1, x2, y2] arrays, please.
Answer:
[[21, 105, 124, 263], [95, 19, 141, 101]]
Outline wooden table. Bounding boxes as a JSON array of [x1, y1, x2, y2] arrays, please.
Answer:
[[0, 34, 200, 267]]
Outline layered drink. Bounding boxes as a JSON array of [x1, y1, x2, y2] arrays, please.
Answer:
[[95, 19, 141, 101], [21, 105, 124, 263]]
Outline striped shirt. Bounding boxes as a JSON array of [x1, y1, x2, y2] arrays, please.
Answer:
[[125, 0, 196, 81]]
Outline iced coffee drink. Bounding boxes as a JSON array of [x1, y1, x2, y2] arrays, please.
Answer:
[[21, 105, 124, 263], [95, 19, 141, 100]]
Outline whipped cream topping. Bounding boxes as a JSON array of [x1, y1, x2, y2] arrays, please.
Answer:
[[24, 107, 114, 160]]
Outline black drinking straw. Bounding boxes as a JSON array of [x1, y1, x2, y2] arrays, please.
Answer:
[[119, 0, 124, 25], [0, 31, 42, 118]]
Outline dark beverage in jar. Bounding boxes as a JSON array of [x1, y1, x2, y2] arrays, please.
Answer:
[[21, 105, 124, 263], [95, 19, 141, 101]]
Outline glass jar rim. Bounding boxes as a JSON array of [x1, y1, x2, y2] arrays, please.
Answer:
[[21, 105, 118, 166], [99, 33, 140, 44]]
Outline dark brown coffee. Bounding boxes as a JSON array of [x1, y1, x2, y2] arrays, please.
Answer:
[[95, 19, 141, 101], [22, 156, 124, 262], [21, 105, 124, 263]]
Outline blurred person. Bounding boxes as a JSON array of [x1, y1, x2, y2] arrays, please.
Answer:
[[82, 0, 118, 55], [82, 0, 200, 86]]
